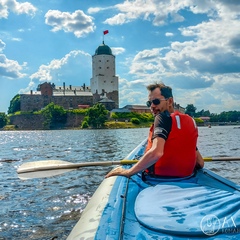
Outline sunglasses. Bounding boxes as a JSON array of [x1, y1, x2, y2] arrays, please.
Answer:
[[146, 98, 168, 107]]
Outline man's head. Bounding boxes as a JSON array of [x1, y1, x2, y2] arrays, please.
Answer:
[[146, 82, 174, 116]]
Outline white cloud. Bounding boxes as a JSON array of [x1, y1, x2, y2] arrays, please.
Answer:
[[0, 54, 27, 78], [45, 10, 95, 38], [165, 32, 174, 37], [103, 0, 157, 25], [0, 39, 6, 51], [88, 7, 107, 14], [12, 37, 22, 41], [0, 0, 37, 19], [112, 47, 125, 55], [30, 50, 90, 82], [119, 79, 146, 105], [99, 0, 190, 26], [94, 0, 240, 27]]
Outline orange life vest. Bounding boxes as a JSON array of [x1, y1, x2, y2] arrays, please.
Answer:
[[145, 111, 197, 177]]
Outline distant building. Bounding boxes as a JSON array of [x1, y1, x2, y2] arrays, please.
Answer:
[[111, 102, 185, 114], [90, 41, 119, 108], [174, 103, 185, 113], [122, 105, 151, 113], [19, 41, 119, 112], [199, 116, 210, 122]]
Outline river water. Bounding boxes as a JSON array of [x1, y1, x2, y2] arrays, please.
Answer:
[[0, 126, 240, 239]]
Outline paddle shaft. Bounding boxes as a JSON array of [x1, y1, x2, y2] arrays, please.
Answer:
[[17, 160, 138, 174], [204, 157, 240, 162]]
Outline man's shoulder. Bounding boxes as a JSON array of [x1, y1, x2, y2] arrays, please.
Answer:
[[172, 111, 191, 119], [159, 110, 171, 118], [155, 111, 172, 127]]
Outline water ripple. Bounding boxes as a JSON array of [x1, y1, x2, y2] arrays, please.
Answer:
[[0, 126, 240, 239]]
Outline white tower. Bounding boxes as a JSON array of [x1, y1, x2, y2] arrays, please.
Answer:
[[90, 41, 119, 109]]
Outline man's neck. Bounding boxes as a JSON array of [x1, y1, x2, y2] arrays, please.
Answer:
[[169, 106, 174, 113]]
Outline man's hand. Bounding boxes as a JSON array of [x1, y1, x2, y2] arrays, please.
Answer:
[[105, 166, 131, 178]]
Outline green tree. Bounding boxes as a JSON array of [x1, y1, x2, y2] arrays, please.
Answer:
[[131, 118, 140, 124], [86, 103, 108, 128], [41, 102, 67, 128], [203, 110, 211, 117], [195, 109, 211, 117], [185, 104, 197, 117], [194, 118, 204, 125], [218, 111, 228, 122], [81, 120, 89, 129], [8, 94, 21, 114], [0, 113, 8, 128], [227, 111, 239, 122], [210, 113, 218, 122]]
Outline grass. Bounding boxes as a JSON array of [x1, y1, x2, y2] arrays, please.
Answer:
[[105, 121, 152, 129], [1, 125, 17, 131]]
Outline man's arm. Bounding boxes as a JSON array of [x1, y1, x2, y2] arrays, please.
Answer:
[[195, 150, 204, 169], [105, 137, 165, 178]]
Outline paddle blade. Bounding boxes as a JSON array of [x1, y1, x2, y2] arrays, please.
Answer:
[[18, 169, 75, 180], [17, 160, 70, 172]]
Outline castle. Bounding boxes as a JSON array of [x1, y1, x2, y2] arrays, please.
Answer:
[[19, 41, 119, 112], [18, 41, 184, 114]]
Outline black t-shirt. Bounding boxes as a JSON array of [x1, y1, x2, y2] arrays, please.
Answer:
[[152, 111, 198, 151], [152, 111, 172, 141]]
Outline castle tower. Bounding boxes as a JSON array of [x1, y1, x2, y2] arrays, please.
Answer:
[[90, 41, 119, 109]]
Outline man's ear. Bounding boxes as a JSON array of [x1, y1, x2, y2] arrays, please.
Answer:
[[168, 97, 174, 105]]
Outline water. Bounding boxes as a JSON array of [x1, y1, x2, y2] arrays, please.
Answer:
[[0, 126, 240, 239]]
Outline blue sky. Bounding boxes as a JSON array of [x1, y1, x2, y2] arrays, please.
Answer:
[[0, 0, 240, 114]]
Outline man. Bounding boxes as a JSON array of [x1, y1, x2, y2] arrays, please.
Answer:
[[105, 82, 204, 178]]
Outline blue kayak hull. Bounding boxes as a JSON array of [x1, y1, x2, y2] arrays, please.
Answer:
[[68, 139, 240, 239]]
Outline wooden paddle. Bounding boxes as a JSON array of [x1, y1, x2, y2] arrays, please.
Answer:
[[17, 159, 139, 179], [17, 157, 240, 179], [17, 159, 139, 173]]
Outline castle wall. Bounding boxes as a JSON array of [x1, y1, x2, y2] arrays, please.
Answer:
[[10, 113, 85, 130], [20, 95, 93, 112], [107, 90, 119, 108]]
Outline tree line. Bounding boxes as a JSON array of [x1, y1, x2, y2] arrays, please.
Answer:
[[185, 104, 240, 122]]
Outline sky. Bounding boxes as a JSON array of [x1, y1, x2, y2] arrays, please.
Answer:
[[0, 0, 240, 114]]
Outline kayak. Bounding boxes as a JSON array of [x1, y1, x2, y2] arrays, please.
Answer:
[[67, 138, 240, 239]]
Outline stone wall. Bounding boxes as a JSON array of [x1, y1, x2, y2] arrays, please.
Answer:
[[65, 113, 85, 128], [10, 113, 85, 130], [20, 95, 93, 112]]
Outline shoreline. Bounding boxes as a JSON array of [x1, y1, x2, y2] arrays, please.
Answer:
[[1, 122, 240, 131]]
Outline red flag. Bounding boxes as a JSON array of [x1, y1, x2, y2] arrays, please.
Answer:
[[103, 30, 109, 35]]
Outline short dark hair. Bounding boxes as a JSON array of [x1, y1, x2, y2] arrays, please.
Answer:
[[146, 82, 173, 98]]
